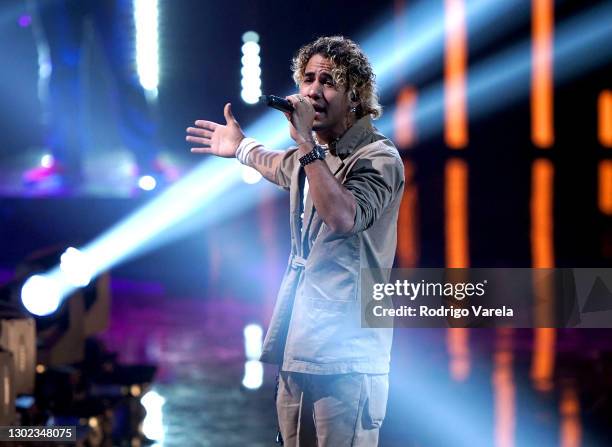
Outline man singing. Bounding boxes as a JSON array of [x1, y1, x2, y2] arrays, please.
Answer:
[[187, 36, 404, 446]]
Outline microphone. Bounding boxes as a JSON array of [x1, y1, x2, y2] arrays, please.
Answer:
[[259, 95, 294, 113]]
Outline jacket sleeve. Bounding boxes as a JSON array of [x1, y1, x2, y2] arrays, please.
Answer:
[[247, 145, 299, 190], [343, 145, 405, 234]]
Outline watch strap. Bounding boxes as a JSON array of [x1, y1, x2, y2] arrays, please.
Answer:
[[299, 145, 325, 167]]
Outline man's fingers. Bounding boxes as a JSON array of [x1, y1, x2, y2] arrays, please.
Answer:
[[190, 147, 212, 154], [186, 135, 211, 145], [285, 94, 312, 112], [224, 103, 236, 124], [194, 120, 218, 131], [186, 127, 213, 138], [187, 121, 213, 154], [285, 95, 297, 107]]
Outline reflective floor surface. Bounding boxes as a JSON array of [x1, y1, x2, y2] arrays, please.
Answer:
[[99, 279, 612, 447]]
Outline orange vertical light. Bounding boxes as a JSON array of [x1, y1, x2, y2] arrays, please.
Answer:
[[560, 384, 582, 447], [599, 90, 612, 147], [531, 0, 555, 148], [445, 157, 470, 381], [446, 158, 469, 268], [444, 0, 468, 149], [493, 328, 515, 447], [531, 327, 556, 392], [530, 158, 556, 392], [397, 159, 419, 267], [531, 159, 554, 268], [394, 87, 418, 148], [447, 327, 470, 382], [599, 160, 612, 215]]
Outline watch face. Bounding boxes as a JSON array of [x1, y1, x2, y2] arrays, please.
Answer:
[[315, 145, 325, 159], [299, 145, 326, 167]]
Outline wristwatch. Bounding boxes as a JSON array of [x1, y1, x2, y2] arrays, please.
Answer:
[[298, 144, 326, 167]]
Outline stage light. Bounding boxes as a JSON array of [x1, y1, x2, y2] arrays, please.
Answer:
[[241, 76, 262, 89], [59, 247, 94, 287], [242, 360, 263, 390], [138, 175, 157, 191], [21, 275, 62, 316], [40, 154, 54, 168], [374, 1, 612, 144], [29, 8, 52, 102], [242, 324, 264, 389], [130, 384, 142, 397], [15, 396, 35, 409], [240, 91, 260, 105], [364, 0, 526, 93], [242, 41, 260, 55], [243, 323, 263, 360], [241, 31, 262, 104], [241, 65, 262, 78], [242, 30, 259, 43], [38, 59, 51, 80], [141, 390, 165, 442], [241, 165, 262, 184], [18, 15, 31, 28], [133, 0, 159, 98]]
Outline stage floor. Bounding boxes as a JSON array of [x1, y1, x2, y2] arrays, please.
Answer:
[[98, 278, 612, 446]]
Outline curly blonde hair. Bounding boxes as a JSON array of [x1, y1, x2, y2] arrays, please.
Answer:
[[291, 36, 382, 119]]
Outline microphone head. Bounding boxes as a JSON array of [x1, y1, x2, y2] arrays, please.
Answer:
[[259, 94, 294, 113]]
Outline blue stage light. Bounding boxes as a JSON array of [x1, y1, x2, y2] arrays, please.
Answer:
[[141, 390, 166, 442], [241, 31, 262, 104], [133, 0, 159, 98], [244, 323, 263, 360], [364, 0, 527, 94], [242, 360, 263, 390], [21, 274, 62, 316], [59, 247, 94, 287], [138, 175, 157, 191]]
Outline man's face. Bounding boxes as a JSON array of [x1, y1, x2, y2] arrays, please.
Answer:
[[299, 54, 352, 138]]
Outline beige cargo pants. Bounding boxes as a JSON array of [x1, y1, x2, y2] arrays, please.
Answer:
[[276, 371, 389, 447]]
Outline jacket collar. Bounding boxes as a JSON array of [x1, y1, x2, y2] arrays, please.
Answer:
[[329, 115, 374, 158]]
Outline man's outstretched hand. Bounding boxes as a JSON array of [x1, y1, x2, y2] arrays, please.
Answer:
[[186, 103, 245, 158]]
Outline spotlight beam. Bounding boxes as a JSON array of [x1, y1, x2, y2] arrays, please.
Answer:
[[375, 1, 612, 142], [389, 335, 555, 446], [364, 0, 530, 93], [22, 157, 249, 312], [81, 158, 243, 275]]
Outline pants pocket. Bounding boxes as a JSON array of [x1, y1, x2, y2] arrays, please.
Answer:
[[364, 374, 389, 429]]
